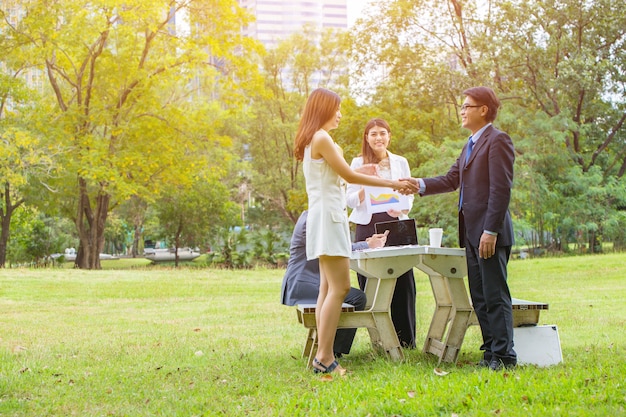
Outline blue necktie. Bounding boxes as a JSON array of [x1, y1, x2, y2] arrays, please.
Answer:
[[465, 136, 474, 163], [459, 136, 473, 210]]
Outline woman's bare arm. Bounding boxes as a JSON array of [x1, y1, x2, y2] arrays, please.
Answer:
[[311, 131, 413, 191]]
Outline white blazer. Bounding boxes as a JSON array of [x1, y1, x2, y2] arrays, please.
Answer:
[[347, 151, 415, 225]]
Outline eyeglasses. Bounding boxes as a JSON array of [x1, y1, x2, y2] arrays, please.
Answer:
[[460, 104, 484, 111]]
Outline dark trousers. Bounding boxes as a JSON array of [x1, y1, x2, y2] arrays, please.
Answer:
[[334, 287, 367, 355], [464, 238, 516, 362], [355, 213, 417, 349]]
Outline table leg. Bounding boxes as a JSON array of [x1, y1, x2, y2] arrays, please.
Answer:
[[423, 272, 473, 363], [371, 312, 404, 360], [302, 328, 317, 368], [423, 273, 455, 360], [439, 275, 473, 363], [337, 311, 404, 361]]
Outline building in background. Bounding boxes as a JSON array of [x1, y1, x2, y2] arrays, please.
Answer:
[[0, 0, 46, 110], [237, 0, 348, 49], [237, 0, 348, 91]]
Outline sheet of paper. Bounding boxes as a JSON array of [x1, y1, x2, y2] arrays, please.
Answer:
[[363, 186, 410, 214]]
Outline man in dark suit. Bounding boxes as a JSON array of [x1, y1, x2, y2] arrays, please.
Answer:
[[404, 86, 516, 370], [281, 210, 387, 357]]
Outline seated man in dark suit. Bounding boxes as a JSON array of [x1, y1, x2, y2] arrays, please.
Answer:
[[281, 210, 387, 357]]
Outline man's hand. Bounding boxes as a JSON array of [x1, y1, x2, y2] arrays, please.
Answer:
[[396, 178, 420, 195], [479, 233, 497, 259], [366, 230, 389, 249]]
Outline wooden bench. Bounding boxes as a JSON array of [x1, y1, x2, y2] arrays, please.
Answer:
[[468, 298, 562, 367], [511, 298, 549, 326], [468, 298, 549, 327], [296, 301, 403, 368], [296, 303, 355, 368], [296, 298, 549, 368]]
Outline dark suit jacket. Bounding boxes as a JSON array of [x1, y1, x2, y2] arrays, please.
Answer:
[[281, 211, 368, 306], [422, 125, 515, 248]]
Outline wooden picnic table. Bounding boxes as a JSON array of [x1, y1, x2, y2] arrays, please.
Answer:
[[298, 245, 469, 366], [351, 245, 471, 364]]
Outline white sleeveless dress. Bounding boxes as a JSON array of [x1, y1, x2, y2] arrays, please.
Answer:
[[303, 142, 352, 260]]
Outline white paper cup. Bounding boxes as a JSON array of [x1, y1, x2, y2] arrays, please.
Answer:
[[429, 228, 443, 247]]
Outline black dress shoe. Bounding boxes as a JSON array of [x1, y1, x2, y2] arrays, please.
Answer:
[[477, 353, 492, 367], [489, 358, 517, 371]]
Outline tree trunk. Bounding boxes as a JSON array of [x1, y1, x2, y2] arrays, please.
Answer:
[[0, 182, 24, 268], [174, 217, 183, 268], [589, 230, 602, 254], [0, 205, 11, 268], [74, 177, 110, 269], [132, 224, 141, 257], [130, 195, 147, 258]]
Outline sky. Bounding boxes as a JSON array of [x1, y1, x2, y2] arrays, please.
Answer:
[[346, 0, 374, 27]]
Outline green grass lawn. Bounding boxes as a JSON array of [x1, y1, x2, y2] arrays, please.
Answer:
[[1, 253, 625, 416]]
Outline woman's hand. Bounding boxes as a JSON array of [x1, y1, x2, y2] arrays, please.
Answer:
[[386, 209, 402, 218], [354, 163, 378, 176]]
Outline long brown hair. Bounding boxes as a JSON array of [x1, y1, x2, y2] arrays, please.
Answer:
[[361, 118, 391, 164], [294, 88, 341, 161]]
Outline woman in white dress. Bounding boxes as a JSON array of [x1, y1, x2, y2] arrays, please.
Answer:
[[347, 118, 417, 348], [294, 88, 414, 375]]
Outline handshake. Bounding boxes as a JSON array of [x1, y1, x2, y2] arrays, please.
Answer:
[[393, 178, 420, 195], [355, 164, 420, 195]]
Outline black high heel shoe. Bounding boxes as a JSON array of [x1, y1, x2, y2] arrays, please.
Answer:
[[312, 358, 340, 374]]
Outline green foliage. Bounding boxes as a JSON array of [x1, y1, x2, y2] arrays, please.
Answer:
[[409, 137, 465, 247], [251, 228, 289, 266], [2, 0, 626, 263], [7, 209, 75, 265], [344, 0, 626, 253], [206, 226, 290, 269], [156, 178, 240, 251], [210, 227, 253, 269], [238, 25, 351, 224], [1, 0, 262, 268], [102, 212, 132, 255]]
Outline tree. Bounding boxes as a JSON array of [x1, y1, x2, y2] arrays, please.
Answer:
[[348, 0, 626, 251], [154, 161, 241, 267], [8, 209, 75, 266], [494, 0, 626, 177], [492, 0, 626, 251], [241, 26, 352, 225], [3, 0, 262, 268], [0, 65, 57, 266], [115, 195, 147, 257]]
